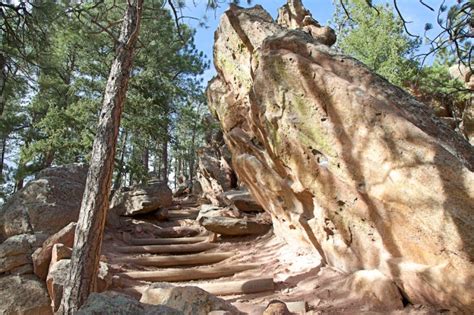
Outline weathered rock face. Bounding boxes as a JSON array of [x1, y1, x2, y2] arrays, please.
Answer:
[[196, 144, 237, 206], [140, 283, 239, 315], [207, 1, 474, 312], [32, 222, 76, 280], [0, 274, 53, 314], [110, 180, 172, 216], [0, 233, 46, 274], [0, 164, 87, 241]]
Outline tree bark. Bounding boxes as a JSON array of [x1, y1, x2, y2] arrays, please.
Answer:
[[112, 129, 128, 192], [161, 134, 168, 183], [59, 1, 143, 313], [0, 53, 7, 182], [142, 144, 149, 179]]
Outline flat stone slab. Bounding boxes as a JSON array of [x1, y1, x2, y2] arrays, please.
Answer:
[[199, 216, 271, 236]]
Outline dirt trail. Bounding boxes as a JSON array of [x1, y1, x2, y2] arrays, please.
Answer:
[[101, 198, 441, 314]]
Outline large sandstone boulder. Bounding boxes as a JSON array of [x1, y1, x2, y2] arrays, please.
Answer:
[[32, 222, 76, 280], [196, 145, 237, 205], [78, 292, 182, 315], [207, 1, 474, 312], [0, 274, 52, 314], [222, 189, 264, 212], [0, 164, 87, 241], [0, 233, 46, 274], [140, 283, 239, 315], [110, 180, 172, 216]]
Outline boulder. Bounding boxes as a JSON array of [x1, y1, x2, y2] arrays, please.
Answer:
[[0, 164, 87, 241], [32, 222, 76, 280], [207, 2, 474, 312], [140, 283, 239, 315], [263, 300, 291, 315], [0, 233, 46, 274], [277, 0, 336, 46], [110, 180, 172, 216], [46, 259, 112, 312], [222, 189, 264, 212], [196, 126, 238, 205], [196, 204, 238, 222], [78, 292, 182, 315], [0, 274, 52, 314], [199, 216, 271, 236]]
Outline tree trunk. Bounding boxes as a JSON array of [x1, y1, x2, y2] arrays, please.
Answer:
[[161, 134, 168, 183], [112, 129, 128, 193], [0, 53, 7, 182], [142, 145, 149, 178], [59, 1, 143, 313]]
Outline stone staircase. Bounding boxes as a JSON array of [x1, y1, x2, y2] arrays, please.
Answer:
[[109, 202, 276, 300]]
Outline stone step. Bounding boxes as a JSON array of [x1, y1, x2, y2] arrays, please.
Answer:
[[116, 242, 217, 254], [114, 252, 234, 267], [128, 236, 208, 246], [167, 209, 200, 219], [195, 277, 274, 296], [120, 264, 259, 282]]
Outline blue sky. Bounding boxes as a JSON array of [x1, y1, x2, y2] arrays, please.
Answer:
[[180, 0, 456, 84]]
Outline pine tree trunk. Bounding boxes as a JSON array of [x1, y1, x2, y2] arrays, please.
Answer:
[[112, 129, 128, 192], [142, 145, 149, 177], [161, 135, 168, 183], [0, 53, 7, 182], [59, 1, 143, 313]]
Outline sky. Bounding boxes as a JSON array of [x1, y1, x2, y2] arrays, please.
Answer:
[[180, 0, 456, 84]]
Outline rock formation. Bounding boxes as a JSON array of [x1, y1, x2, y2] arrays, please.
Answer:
[[110, 180, 172, 216], [196, 139, 237, 206], [140, 283, 239, 315], [0, 274, 53, 315], [32, 222, 76, 280], [222, 189, 264, 212], [0, 233, 46, 274], [0, 164, 87, 241], [207, 0, 474, 312]]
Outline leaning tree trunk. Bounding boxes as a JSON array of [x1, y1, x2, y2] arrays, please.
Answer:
[[59, 1, 143, 313]]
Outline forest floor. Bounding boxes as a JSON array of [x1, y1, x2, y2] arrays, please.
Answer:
[[100, 197, 443, 315]]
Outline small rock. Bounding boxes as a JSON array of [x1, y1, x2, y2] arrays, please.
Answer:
[[263, 300, 291, 315], [140, 283, 239, 315]]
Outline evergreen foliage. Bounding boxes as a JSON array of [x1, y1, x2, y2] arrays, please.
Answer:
[[0, 0, 210, 202]]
